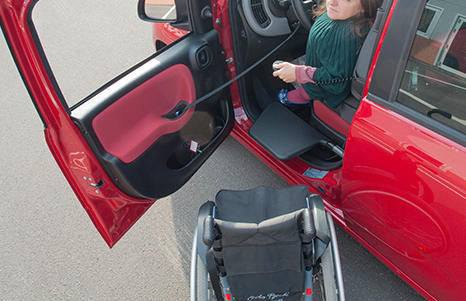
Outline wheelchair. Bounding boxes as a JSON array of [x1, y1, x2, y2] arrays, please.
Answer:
[[190, 185, 345, 301]]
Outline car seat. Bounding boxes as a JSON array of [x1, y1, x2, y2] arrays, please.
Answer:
[[310, 0, 389, 147]]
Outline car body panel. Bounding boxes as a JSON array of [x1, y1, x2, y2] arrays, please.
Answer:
[[153, 22, 187, 50], [0, 0, 152, 247], [343, 99, 466, 301]]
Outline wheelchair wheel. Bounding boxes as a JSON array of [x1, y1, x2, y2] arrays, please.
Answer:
[[195, 254, 216, 301], [319, 242, 338, 301]]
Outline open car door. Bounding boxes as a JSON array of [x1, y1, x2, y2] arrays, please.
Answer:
[[0, 0, 234, 247]]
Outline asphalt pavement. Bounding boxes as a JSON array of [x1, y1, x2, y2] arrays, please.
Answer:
[[0, 0, 425, 300]]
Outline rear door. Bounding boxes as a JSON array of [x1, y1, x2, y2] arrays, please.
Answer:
[[0, 0, 233, 247], [342, 0, 466, 300]]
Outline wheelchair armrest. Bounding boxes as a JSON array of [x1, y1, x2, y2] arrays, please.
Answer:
[[302, 208, 316, 242], [197, 201, 215, 265], [203, 215, 215, 246]]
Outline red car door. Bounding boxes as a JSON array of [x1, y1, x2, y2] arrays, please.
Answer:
[[343, 0, 466, 300], [0, 0, 234, 247]]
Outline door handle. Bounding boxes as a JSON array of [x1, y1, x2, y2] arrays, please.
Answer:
[[427, 109, 452, 120], [162, 101, 188, 120]]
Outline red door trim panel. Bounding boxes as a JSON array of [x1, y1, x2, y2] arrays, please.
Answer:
[[92, 64, 195, 163]]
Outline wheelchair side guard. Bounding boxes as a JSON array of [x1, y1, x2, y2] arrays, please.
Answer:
[[308, 194, 331, 261], [196, 201, 215, 265]]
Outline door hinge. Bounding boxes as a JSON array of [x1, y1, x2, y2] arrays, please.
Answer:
[[88, 179, 104, 189]]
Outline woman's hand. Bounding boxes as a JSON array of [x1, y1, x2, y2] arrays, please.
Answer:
[[272, 62, 297, 83]]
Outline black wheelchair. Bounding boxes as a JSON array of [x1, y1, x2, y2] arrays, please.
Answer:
[[190, 185, 345, 301]]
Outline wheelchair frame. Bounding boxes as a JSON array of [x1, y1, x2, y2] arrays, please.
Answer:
[[190, 187, 345, 301]]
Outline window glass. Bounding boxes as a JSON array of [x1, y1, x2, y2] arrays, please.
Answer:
[[396, 0, 466, 135], [32, 0, 187, 107]]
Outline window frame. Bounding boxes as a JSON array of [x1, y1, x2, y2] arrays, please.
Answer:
[[416, 4, 444, 39], [367, 0, 466, 147], [436, 14, 466, 77]]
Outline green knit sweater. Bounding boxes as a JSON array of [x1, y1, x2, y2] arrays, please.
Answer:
[[303, 13, 365, 108]]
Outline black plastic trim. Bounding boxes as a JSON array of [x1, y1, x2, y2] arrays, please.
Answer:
[[249, 102, 327, 161], [197, 201, 215, 265], [27, 0, 71, 117], [185, 0, 214, 34]]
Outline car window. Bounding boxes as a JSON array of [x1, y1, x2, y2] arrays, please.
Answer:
[[31, 0, 181, 107], [396, 0, 466, 135]]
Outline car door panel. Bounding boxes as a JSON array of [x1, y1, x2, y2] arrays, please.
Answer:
[[344, 99, 464, 301], [72, 31, 233, 200], [342, 1, 466, 299], [1, 0, 233, 246]]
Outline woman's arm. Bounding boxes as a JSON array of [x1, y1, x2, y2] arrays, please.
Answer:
[[295, 65, 316, 84]]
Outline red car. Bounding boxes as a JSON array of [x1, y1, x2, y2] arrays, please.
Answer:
[[2, 0, 466, 300], [152, 21, 187, 51]]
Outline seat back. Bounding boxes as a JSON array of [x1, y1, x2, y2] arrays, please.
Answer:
[[213, 186, 310, 301], [216, 210, 305, 301]]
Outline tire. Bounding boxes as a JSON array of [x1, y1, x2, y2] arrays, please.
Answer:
[[320, 243, 338, 301], [195, 254, 216, 301]]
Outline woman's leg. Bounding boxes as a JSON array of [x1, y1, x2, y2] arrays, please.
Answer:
[[278, 87, 312, 105], [287, 87, 312, 103]]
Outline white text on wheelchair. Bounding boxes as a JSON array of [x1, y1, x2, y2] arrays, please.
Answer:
[[247, 291, 291, 300]]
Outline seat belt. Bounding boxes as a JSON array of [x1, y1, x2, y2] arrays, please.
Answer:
[[167, 24, 302, 119]]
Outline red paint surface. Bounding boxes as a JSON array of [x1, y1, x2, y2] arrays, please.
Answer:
[[152, 22, 187, 49], [342, 99, 466, 301]]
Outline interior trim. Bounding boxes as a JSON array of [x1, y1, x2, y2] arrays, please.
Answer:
[[92, 64, 195, 163], [241, 0, 291, 37], [314, 100, 350, 137]]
